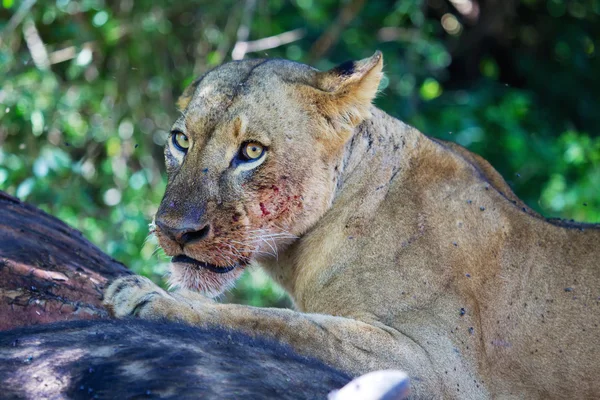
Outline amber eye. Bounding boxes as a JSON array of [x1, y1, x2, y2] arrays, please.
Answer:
[[241, 142, 264, 160], [172, 131, 190, 151]]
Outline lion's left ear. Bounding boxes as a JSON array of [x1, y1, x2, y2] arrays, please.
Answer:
[[308, 51, 384, 144]]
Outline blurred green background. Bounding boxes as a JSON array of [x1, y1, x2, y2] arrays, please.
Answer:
[[1, 0, 598, 307]]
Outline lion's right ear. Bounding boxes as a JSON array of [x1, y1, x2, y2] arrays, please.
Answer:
[[176, 79, 200, 110], [304, 51, 384, 146]]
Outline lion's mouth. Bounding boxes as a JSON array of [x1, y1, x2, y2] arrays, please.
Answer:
[[171, 255, 239, 274]]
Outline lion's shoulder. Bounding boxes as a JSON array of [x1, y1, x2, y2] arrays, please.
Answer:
[[430, 137, 600, 231], [430, 137, 537, 212]]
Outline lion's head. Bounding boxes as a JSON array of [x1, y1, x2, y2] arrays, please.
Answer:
[[154, 52, 383, 296]]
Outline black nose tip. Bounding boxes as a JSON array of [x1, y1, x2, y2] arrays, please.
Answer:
[[156, 220, 211, 246], [178, 225, 211, 245]]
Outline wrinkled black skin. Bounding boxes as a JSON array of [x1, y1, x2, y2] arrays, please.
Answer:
[[0, 320, 351, 400]]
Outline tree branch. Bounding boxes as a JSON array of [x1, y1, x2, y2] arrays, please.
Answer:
[[0, 0, 36, 47], [308, 0, 367, 63], [233, 28, 306, 57], [231, 0, 258, 60]]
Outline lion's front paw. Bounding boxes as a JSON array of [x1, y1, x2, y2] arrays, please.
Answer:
[[104, 275, 177, 320]]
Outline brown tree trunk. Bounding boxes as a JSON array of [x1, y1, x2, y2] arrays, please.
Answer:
[[0, 191, 131, 331]]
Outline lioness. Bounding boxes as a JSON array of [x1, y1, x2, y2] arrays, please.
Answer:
[[105, 52, 600, 398]]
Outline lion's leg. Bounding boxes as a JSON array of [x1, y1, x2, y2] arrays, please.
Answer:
[[104, 276, 441, 396]]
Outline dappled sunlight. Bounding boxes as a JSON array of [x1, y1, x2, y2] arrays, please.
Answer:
[[5, 347, 86, 399]]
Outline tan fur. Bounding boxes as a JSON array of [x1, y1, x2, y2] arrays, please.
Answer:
[[105, 53, 600, 399]]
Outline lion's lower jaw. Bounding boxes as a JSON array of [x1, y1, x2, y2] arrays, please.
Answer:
[[168, 262, 244, 298]]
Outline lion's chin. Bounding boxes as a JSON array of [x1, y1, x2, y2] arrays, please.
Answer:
[[167, 259, 245, 298]]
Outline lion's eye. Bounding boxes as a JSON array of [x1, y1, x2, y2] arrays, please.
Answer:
[[241, 142, 264, 160], [172, 131, 190, 152]]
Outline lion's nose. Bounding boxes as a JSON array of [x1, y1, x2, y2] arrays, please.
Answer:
[[155, 219, 211, 246]]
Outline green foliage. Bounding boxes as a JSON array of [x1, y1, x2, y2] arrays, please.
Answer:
[[1, 0, 598, 307]]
